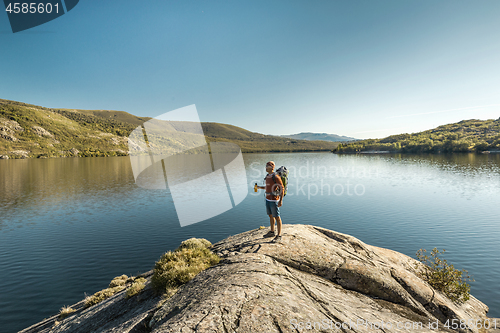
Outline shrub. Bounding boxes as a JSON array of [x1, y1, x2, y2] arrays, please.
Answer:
[[109, 274, 128, 288], [176, 238, 212, 251], [58, 306, 76, 319], [126, 277, 147, 298], [151, 238, 219, 294], [415, 248, 474, 303]]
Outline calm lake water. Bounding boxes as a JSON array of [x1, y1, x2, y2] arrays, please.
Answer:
[[1, 152, 500, 333]]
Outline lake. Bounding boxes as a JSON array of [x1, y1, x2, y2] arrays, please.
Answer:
[[1, 152, 500, 333]]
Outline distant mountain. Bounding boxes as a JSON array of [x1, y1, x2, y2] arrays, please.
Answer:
[[335, 118, 500, 153], [282, 132, 357, 142], [0, 99, 338, 158]]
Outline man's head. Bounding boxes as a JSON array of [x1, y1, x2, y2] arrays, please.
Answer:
[[266, 161, 275, 173]]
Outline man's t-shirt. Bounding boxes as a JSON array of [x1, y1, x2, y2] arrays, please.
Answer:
[[265, 172, 283, 201]]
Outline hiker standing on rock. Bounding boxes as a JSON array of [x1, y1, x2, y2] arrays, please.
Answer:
[[256, 161, 284, 243]]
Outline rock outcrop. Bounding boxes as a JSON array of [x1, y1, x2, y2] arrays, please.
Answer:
[[69, 148, 80, 156], [31, 125, 54, 138], [20, 225, 497, 333], [0, 117, 24, 142], [9, 149, 30, 158]]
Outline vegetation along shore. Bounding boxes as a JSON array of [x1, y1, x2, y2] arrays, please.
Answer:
[[334, 118, 500, 154]]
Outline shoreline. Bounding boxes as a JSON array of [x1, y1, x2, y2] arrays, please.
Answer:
[[4, 149, 500, 160], [0, 148, 335, 160], [333, 150, 500, 155]]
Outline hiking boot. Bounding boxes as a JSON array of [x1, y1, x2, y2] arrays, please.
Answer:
[[263, 230, 275, 238], [272, 235, 282, 243]]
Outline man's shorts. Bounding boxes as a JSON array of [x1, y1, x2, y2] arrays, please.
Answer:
[[266, 200, 280, 217]]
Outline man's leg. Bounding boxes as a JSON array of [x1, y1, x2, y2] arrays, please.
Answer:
[[269, 215, 276, 232], [275, 216, 282, 236]]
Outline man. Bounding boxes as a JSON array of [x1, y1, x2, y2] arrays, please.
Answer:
[[256, 161, 284, 243]]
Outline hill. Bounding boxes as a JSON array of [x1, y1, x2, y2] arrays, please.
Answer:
[[335, 118, 500, 153], [282, 132, 356, 142], [0, 99, 337, 158], [57, 108, 152, 127]]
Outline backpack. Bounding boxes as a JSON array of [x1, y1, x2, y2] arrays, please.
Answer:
[[265, 166, 289, 197]]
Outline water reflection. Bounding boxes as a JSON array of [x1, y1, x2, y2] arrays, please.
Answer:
[[0, 157, 136, 230], [335, 153, 500, 199], [1, 153, 499, 231]]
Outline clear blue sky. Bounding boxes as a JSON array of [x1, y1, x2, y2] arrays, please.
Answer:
[[1, 0, 499, 139]]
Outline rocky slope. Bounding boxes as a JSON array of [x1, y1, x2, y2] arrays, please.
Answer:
[[20, 225, 497, 333]]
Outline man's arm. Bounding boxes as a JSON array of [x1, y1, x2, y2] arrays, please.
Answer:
[[278, 193, 284, 207]]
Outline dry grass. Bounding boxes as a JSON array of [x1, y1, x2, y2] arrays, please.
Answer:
[[58, 306, 76, 319], [109, 274, 128, 288], [77, 238, 219, 309], [84, 285, 126, 308], [126, 277, 147, 298], [152, 238, 219, 294]]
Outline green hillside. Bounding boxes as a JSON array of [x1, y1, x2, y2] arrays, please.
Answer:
[[0, 99, 131, 158], [59, 109, 152, 127], [334, 118, 500, 154], [0, 99, 337, 158]]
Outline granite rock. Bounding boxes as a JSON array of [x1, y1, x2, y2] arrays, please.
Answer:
[[20, 225, 494, 333]]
